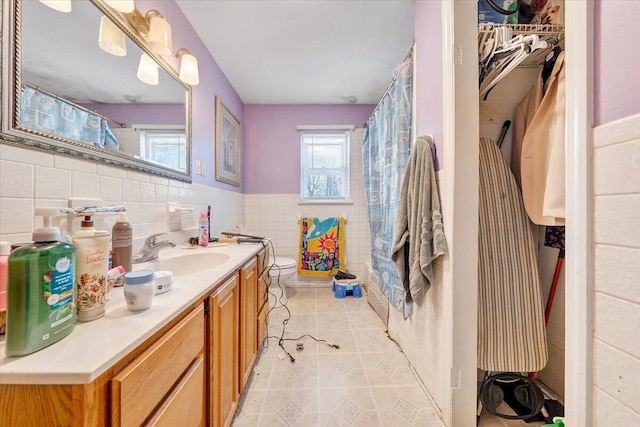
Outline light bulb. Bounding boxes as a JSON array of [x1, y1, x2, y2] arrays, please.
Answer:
[[137, 53, 158, 85], [99, 16, 127, 57]]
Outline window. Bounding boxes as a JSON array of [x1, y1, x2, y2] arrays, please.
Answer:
[[137, 126, 187, 173], [300, 130, 350, 202]]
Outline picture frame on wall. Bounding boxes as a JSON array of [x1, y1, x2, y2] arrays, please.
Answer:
[[215, 96, 241, 186]]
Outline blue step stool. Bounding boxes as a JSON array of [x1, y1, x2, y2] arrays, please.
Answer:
[[332, 280, 362, 299]]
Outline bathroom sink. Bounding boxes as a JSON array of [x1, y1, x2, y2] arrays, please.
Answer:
[[138, 252, 230, 276]]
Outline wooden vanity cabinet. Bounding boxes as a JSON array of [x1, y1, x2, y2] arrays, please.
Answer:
[[207, 273, 240, 427], [239, 258, 257, 393], [0, 304, 206, 427], [0, 251, 265, 427]]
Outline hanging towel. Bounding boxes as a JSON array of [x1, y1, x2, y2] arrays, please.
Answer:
[[391, 136, 447, 304], [478, 137, 548, 373], [297, 216, 345, 277]]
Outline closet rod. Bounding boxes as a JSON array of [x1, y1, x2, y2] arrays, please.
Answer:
[[23, 83, 127, 128], [369, 41, 415, 119]]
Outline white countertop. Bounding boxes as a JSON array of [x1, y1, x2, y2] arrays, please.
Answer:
[[0, 243, 263, 385]]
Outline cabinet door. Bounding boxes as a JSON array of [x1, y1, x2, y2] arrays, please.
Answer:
[[209, 273, 240, 427], [239, 258, 257, 393]]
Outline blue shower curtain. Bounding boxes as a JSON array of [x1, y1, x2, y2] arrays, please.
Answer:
[[362, 57, 413, 312]]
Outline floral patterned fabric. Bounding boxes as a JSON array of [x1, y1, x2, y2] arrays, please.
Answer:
[[362, 57, 413, 312], [297, 216, 345, 277], [544, 226, 565, 249]]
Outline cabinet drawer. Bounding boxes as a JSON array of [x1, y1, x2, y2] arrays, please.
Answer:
[[112, 305, 204, 427], [146, 356, 205, 427]]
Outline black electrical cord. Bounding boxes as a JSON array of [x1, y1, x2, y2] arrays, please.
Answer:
[[259, 238, 341, 362]]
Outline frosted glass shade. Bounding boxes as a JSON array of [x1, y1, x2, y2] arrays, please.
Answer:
[[179, 52, 199, 85], [99, 16, 127, 57], [104, 0, 135, 13], [148, 15, 173, 56], [38, 0, 72, 13], [137, 53, 159, 85]]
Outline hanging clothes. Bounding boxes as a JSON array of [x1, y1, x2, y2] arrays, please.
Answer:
[[510, 69, 543, 188], [478, 137, 548, 373], [520, 51, 566, 225], [391, 136, 447, 304], [511, 47, 563, 189]]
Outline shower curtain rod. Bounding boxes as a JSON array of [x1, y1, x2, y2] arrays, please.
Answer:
[[368, 42, 415, 120]]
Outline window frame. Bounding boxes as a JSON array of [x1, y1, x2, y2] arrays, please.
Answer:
[[132, 124, 187, 173], [299, 129, 350, 203]]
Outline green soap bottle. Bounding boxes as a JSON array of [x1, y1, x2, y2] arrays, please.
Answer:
[[6, 208, 77, 356]]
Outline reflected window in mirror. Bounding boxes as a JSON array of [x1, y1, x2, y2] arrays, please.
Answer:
[[139, 126, 187, 173]]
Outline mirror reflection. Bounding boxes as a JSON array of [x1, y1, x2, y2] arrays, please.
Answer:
[[12, 0, 190, 178]]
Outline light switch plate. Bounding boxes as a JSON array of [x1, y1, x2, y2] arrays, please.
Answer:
[[195, 160, 206, 176]]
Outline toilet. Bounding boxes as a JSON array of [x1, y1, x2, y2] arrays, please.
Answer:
[[267, 257, 295, 307]]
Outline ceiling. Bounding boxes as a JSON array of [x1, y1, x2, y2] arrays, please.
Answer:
[[176, 0, 415, 105]]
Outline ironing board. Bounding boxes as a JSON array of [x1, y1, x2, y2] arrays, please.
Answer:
[[478, 137, 548, 372]]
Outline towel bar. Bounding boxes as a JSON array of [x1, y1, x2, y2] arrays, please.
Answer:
[[297, 213, 347, 224]]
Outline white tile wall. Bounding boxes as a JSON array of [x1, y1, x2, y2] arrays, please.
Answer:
[[387, 172, 447, 413], [593, 113, 640, 421], [0, 144, 245, 252]]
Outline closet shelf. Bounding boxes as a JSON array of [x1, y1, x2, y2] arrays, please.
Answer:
[[478, 23, 565, 68], [479, 23, 564, 36]]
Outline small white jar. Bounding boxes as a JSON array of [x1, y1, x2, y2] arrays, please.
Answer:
[[123, 270, 155, 311]]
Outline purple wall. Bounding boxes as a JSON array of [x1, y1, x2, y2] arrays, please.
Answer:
[[82, 104, 184, 126], [136, 0, 244, 191], [243, 104, 375, 194], [594, 0, 640, 126], [415, 0, 444, 170]]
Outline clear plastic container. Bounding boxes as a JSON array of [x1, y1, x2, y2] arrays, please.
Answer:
[[123, 270, 154, 311]]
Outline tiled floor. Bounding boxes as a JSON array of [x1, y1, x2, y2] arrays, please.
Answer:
[[231, 287, 445, 427], [231, 286, 547, 427]]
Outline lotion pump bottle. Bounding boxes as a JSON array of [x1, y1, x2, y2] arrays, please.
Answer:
[[6, 208, 76, 356], [73, 215, 110, 322]]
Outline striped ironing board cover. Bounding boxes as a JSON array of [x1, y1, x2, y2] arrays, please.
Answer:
[[478, 137, 548, 372]]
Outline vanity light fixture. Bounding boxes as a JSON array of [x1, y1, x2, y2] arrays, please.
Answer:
[[98, 16, 127, 57], [38, 0, 72, 13], [146, 10, 173, 57], [176, 48, 199, 86], [104, 0, 135, 13], [137, 53, 159, 85]]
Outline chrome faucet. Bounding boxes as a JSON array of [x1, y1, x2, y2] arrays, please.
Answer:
[[133, 233, 176, 264]]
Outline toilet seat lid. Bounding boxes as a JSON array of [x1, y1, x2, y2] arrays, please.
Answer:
[[270, 257, 296, 268]]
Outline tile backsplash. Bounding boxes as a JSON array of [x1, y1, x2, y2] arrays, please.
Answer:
[[0, 144, 244, 253], [244, 194, 372, 287]]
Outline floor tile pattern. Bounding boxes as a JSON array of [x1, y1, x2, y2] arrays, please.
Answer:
[[232, 287, 541, 426]]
